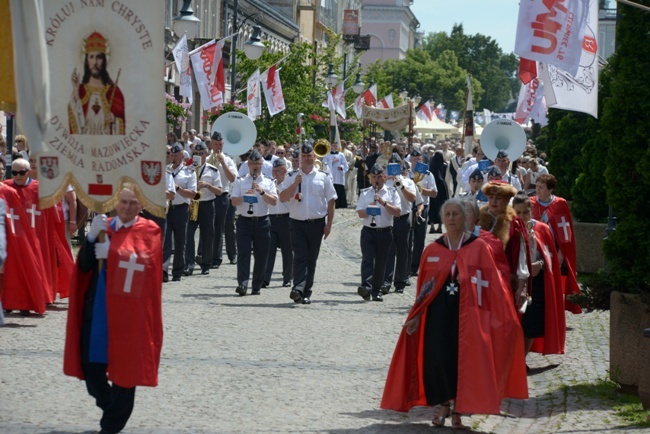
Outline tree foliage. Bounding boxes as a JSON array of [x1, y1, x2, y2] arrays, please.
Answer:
[[601, 1, 650, 293], [421, 24, 518, 111]]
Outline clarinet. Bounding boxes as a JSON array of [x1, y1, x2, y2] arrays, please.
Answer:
[[371, 182, 379, 227], [247, 169, 257, 215]]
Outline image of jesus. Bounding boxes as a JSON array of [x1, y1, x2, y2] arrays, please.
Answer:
[[68, 31, 125, 135]]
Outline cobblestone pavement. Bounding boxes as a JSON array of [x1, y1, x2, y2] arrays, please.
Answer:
[[0, 208, 639, 433]]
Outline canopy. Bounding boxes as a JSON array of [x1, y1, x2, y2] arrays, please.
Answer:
[[458, 124, 484, 137], [413, 115, 458, 133]]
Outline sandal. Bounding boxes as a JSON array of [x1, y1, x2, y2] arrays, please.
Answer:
[[451, 412, 468, 430], [432, 402, 450, 427]]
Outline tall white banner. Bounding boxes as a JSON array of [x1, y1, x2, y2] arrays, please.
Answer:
[[538, 0, 599, 118], [515, 0, 589, 76], [190, 39, 224, 110], [246, 69, 261, 120], [515, 77, 547, 126], [172, 33, 192, 104], [261, 65, 285, 117], [34, 0, 166, 215]]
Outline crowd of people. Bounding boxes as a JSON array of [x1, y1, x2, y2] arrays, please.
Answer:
[[0, 126, 580, 432]]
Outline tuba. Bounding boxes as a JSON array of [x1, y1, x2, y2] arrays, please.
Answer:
[[211, 112, 258, 158], [480, 119, 527, 162], [313, 138, 330, 171]]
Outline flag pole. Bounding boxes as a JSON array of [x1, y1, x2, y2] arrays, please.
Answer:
[[463, 75, 474, 156]]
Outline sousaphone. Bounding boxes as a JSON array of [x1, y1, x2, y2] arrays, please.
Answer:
[[480, 119, 526, 161], [211, 112, 257, 157]]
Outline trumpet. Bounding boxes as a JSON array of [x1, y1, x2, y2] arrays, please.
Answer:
[[394, 175, 404, 189], [247, 169, 257, 215]]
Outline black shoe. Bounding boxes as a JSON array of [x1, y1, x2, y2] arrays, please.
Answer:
[[395, 288, 404, 294], [236, 285, 247, 296], [434, 226, 442, 233], [372, 294, 384, 302], [282, 281, 291, 287], [429, 226, 436, 234], [163, 271, 169, 283], [230, 258, 237, 264], [357, 286, 370, 301], [302, 297, 311, 305], [261, 282, 268, 288], [211, 264, 220, 269], [290, 289, 303, 303], [381, 284, 391, 295], [19, 310, 31, 316], [195, 255, 203, 265], [251, 289, 261, 295], [183, 267, 194, 276], [201, 269, 210, 275], [172, 276, 181, 282]]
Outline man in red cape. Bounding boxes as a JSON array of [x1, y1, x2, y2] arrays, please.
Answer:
[[64, 185, 162, 434], [529, 219, 566, 355], [0, 182, 47, 314], [531, 174, 581, 314], [381, 235, 528, 416]]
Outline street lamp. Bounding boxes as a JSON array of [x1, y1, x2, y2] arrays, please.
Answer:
[[352, 72, 365, 94], [325, 64, 338, 88], [173, 0, 200, 40], [230, 0, 266, 103], [244, 25, 265, 60], [399, 87, 408, 101]]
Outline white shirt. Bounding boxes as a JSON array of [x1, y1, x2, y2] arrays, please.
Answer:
[[411, 170, 437, 206], [170, 164, 197, 205], [279, 168, 337, 220], [207, 151, 237, 194], [356, 185, 401, 228], [386, 177, 417, 216], [268, 179, 290, 215], [230, 174, 277, 217], [502, 172, 522, 191], [239, 160, 273, 179], [322, 151, 349, 185], [165, 171, 175, 194], [195, 163, 222, 202]]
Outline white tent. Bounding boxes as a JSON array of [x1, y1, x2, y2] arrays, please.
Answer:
[[457, 124, 484, 137], [413, 116, 458, 134]]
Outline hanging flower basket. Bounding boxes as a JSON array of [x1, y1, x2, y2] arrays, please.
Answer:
[[165, 93, 192, 127], [205, 102, 248, 125]]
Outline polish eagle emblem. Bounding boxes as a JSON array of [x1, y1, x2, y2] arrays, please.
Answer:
[[141, 161, 162, 185]]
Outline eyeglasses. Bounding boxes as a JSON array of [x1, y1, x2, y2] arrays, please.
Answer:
[[15, 139, 23, 143], [12, 169, 29, 176]]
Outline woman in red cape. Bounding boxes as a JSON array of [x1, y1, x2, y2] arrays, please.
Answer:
[[513, 193, 566, 356], [381, 198, 527, 429], [531, 174, 581, 314]]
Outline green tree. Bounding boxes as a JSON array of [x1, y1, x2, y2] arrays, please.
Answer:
[[421, 24, 518, 112], [601, 1, 650, 292]]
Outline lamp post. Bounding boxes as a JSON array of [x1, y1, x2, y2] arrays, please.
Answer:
[[173, 0, 200, 131], [229, 0, 266, 104], [324, 63, 338, 144]]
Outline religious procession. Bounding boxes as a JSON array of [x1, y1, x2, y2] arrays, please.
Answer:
[[2, 0, 649, 433]]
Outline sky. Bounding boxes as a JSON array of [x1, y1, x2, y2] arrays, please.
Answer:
[[409, 0, 520, 54]]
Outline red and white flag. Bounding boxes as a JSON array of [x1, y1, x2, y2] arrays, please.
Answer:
[[538, 0, 599, 118], [378, 93, 394, 109], [211, 39, 226, 93], [515, 0, 589, 76], [515, 77, 546, 125], [363, 83, 377, 106], [433, 103, 444, 119], [190, 39, 225, 110], [261, 64, 286, 116], [323, 82, 347, 119], [172, 33, 193, 104], [247, 69, 261, 120], [419, 100, 433, 122]]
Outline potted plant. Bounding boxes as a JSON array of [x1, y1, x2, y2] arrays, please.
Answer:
[[165, 93, 192, 128]]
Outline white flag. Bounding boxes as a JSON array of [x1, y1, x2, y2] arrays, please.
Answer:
[[515, 77, 545, 125], [515, 0, 589, 76], [354, 95, 364, 118], [246, 69, 261, 120], [483, 108, 492, 125], [333, 82, 346, 119], [538, 0, 599, 118], [261, 64, 285, 117], [190, 40, 224, 110], [172, 33, 192, 104]]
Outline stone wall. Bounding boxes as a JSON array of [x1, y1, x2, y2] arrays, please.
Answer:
[[574, 222, 606, 273]]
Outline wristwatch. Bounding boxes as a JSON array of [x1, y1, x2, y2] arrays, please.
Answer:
[[260, 190, 265, 196]]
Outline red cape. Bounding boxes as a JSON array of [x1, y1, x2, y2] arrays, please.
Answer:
[[63, 217, 163, 388], [0, 184, 47, 313], [381, 237, 528, 415], [47, 204, 74, 299], [478, 228, 511, 282], [529, 221, 566, 355], [4, 179, 59, 302], [531, 196, 581, 314]]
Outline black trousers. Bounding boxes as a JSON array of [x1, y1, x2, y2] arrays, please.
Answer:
[[212, 194, 237, 266], [236, 216, 271, 290], [81, 321, 135, 434], [185, 201, 215, 271], [334, 183, 348, 209], [384, 216, 411, 289], [360, 226, 393, 296], [289, 217, 325, 298], [264, 214, 293, 284], [411, 205, 429, 274], [163, 203, 189, 278]]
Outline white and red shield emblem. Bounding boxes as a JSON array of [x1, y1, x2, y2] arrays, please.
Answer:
[[39, 156, 59, 180], [141, 161, 162, 185]]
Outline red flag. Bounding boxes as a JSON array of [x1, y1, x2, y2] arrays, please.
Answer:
[[211, 40, 226, 93], [267, 64, 277, 89], [519, 58, 537, 85], [362, 84, 377, 106]]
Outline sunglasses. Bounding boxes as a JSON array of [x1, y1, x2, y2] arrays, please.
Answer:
[[12, 169, 29, 176]]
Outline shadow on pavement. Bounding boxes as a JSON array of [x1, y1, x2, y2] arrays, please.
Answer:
[[527, 363, 560, 375], [218, 302, 297, 309], [0, 323, 38, 328]]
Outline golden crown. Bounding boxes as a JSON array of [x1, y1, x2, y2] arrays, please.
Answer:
[[84, 32, 109, 54]]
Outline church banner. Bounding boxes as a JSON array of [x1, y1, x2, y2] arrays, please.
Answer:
[[25, 0, 165, 215]]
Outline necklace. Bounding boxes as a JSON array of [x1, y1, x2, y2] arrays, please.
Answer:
[[444, 233, 464, 296]]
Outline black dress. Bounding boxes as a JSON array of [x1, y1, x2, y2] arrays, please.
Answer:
[[421, 236, 477, 405], [428, 152, 449, 225]]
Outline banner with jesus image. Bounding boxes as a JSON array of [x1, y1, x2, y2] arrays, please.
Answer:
[[20, 0, 166, 216]]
